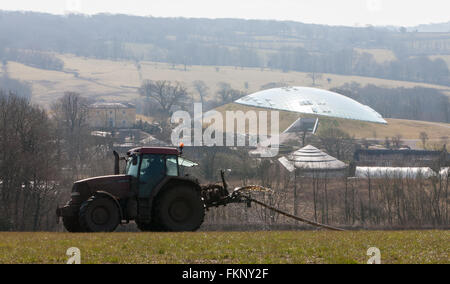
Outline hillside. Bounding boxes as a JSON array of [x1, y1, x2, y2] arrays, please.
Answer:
[[2, 53, 450, 108], [0, 11, 449, 87], [412, 22, 450, 32]]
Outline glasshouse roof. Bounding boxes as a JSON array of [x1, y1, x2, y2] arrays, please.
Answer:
[[235, 87, 387, 124]]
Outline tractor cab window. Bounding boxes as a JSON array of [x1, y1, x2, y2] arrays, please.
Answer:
[[126, 155, 140, 178], [139, 154, 165, 187], [166, 155, 179, 176]]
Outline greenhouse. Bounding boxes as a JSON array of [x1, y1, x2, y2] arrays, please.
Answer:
[[235, 87, 387, 124]]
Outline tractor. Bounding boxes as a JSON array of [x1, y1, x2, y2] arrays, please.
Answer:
[[56, 145, 238, 232]]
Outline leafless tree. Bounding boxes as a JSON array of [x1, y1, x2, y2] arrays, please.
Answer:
[[308, 72, 323, 86], [193, 80, 209, 106], [0, 90, 63, 231], [391, 134, 403, 149], [419, 132, 429, 149], [139, 80, 189, 115], [316, 126, 355, 161], [51, 92, 91, 179], [216, 82, 246, 106]]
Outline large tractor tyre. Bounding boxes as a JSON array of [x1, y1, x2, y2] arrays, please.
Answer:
[[79, 196, 120, 232], [154, 186, 205, 232]]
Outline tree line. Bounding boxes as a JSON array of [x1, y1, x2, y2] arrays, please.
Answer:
[[0, 75, 32, 100], [186, 146, 449, 230], [0, 91, 113, 231], [0, 11, 448, 86], [0, 48, 64, 71], [332, 83, 450, 123], [268, 47, 449, 86]]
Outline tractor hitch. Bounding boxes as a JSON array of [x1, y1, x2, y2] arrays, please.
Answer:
[[200, 169, 272, 209]]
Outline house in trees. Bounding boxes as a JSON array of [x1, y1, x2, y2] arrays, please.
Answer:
[[88, 102, 136, 129]]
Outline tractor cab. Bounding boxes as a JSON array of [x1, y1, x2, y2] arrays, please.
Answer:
[[124, 147, 196, 198]]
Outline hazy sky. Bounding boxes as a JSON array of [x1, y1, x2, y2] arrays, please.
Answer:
[[1, 0, 449, 27]]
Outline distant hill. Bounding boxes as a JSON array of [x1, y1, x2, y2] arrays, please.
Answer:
[[412, 22, 450, 33], [2, 53, 449, 110], [0, 11, 449, 86]]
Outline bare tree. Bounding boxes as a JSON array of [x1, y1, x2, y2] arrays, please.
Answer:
[[193, 80, 209, 106], [316, 126, 355, 161], [216, 82, 232, 105], [216, 82, 246, 106], [308, 72, 323, 86], [51, 92, 91, 179], [391, 134, 403, 149], [0, 90, 62, 231], [139, 80, 189, 115], [419, 132, 429, 149]]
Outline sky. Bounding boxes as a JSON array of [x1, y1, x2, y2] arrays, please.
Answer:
[[1, 0, 449, 27]]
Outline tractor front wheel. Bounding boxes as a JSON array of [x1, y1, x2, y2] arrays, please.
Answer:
[[63, 216, 83, 232], [154, 186, 205, 232], [62, 201, 83, 232], [79, 196, 120, 232]]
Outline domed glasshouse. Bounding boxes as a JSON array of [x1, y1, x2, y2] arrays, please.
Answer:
[[235, 86, 387, 124]]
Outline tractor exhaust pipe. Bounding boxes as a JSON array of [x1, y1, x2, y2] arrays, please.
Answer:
[[220, 170, 228, 192], [113, 150, 120, 175]]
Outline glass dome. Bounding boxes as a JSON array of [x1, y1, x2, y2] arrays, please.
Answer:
[[235, 87, 387, 124]]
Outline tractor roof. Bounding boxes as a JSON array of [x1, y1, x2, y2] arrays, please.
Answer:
[[127, 147, 180, 156]]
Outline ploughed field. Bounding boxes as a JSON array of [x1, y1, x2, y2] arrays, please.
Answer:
[[0, 231, 448, 264]]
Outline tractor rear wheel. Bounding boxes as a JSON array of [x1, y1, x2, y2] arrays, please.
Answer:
[[154, 186, 205, 232], [79, 196, 120, 232]]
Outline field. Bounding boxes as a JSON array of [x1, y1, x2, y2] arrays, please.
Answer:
[[2, 53, 450, 108], [0, 231, 447, 264]]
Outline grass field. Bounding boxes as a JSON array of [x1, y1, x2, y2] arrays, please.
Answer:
[[0, 231, 448, 264]]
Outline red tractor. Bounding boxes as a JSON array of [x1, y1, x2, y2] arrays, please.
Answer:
[[57, 145, 237, 232]]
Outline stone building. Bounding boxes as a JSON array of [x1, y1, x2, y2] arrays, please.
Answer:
[[88, 102, 136, 129]]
